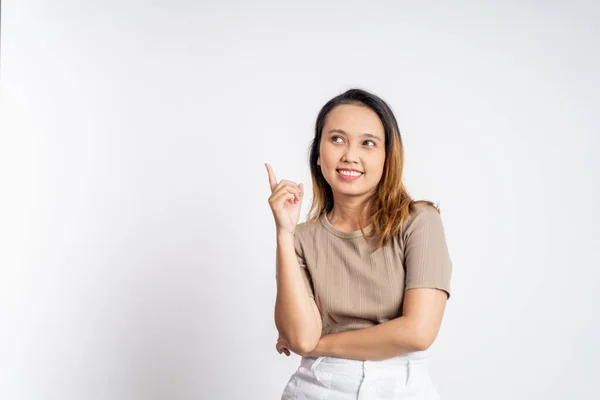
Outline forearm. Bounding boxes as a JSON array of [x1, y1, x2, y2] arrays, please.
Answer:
[[274, 231, 320, 352], [314, 317, 424, 361]]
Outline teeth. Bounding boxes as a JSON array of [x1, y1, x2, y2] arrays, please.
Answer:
[[338, 170, 362, 176]]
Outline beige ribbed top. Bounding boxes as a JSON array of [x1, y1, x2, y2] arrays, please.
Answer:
[[293, 203, 452, 335]]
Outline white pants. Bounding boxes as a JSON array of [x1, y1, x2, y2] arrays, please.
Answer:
[[280, 351, 440, 399]]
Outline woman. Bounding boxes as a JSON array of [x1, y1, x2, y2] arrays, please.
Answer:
[[266, 88, 452, 399]]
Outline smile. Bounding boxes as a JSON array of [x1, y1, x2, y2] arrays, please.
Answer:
[[337, 169, 363, 180]]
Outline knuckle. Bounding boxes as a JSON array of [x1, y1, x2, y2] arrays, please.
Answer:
[[281, 180, 297, 188]]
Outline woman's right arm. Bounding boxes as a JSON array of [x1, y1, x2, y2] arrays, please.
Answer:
[[274, 230, 322, 354], [265, 162, 321, 354]]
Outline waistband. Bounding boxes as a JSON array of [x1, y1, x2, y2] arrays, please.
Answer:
[[300, 350, 432, 378]]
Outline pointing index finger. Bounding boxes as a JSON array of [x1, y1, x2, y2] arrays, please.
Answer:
[[265, 163, 277, 192]]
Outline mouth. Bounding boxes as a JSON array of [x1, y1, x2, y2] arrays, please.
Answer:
[[336, 169, 363, 180]]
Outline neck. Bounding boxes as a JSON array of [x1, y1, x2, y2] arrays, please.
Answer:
[[328, 197, 372, 231]]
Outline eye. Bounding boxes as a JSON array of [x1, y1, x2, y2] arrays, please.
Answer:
[[331, 136, 376, 146]]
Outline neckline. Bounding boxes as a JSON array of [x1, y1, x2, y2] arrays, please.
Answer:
[[319, 212, 374, 239]]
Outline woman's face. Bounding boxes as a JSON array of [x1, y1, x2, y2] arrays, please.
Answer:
[[317, 104, 386, 199]]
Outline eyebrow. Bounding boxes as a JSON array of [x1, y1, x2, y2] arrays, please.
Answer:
[[327, 129, 382, 142]]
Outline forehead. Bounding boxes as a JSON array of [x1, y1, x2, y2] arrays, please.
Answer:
[[323, 104, 384, 135]]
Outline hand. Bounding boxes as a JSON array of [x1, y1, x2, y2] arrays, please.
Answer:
[[265, 163, 304, 235], [276, 334, 292, 357]]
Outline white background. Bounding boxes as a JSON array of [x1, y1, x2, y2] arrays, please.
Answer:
[[1, 1, 599, 399]]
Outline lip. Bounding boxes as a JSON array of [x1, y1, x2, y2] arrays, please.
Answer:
[[337, 169, 363, 181], [337, 168, 363, 173]]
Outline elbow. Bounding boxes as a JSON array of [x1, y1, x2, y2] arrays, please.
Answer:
[[290, 341, 315, 356], [289, 334, 319, 355], [412, 328, 437, 351], [412, 337, 432, 352], [276, 325, 320, 355]]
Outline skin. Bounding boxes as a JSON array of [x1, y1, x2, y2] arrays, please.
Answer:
[[275, 104, 448, 360], [317, 104, 386, 232]]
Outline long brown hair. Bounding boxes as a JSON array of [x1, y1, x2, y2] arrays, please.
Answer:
[[305, 88, 439, 251]]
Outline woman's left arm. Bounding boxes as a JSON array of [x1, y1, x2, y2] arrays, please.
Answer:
[[279, 206, 452, 361], [308, 288, 448, 361]]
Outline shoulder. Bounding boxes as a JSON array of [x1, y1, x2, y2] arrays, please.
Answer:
[[294, 220, 308, 239], [293, 217, 321, 258], [406, 202, 441, 223], [401, 202, 445, 239], [294, 216, 320, 243]]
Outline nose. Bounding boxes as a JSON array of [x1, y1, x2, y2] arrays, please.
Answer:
[[342, 146, 360, 164]]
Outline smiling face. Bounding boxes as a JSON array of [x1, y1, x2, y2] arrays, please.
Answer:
[[317, 104, 386, 199]]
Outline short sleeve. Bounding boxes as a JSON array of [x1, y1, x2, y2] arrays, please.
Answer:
[[294, 229, 315, 299], [403, 205, 453, 299]]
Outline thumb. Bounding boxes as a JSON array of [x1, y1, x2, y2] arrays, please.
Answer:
[[299, 183, 304, 196]]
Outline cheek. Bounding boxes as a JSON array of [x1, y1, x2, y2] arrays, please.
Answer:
[[366, 162, 385, 179], [321, 151, 337, 168]]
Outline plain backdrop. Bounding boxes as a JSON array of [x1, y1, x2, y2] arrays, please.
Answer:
[[0, 1, 599, 399]]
